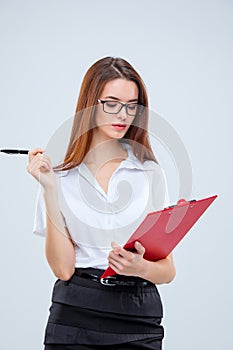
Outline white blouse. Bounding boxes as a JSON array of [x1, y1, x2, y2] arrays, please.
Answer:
[[33, 141, 170, 269]]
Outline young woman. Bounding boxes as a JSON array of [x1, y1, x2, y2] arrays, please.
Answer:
[[27, 56, 176, 350]]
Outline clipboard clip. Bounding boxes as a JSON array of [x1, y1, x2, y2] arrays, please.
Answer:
[[167, 199, 196, 209], [177, 199, 189, 205]]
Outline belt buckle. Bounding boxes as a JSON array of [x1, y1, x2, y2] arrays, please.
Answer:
[[100, 276, 117, 286]]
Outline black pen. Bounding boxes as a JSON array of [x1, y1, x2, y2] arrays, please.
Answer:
[[0, 149, 29, 155]]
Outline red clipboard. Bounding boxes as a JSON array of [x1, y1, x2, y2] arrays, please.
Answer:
[[101, 194, 217, 278]]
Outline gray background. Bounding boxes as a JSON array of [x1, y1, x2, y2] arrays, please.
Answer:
[[0, 0, 232, 349]]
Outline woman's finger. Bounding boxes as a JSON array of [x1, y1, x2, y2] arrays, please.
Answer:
[[27, 159, 51, 175], [134, 241, 146, 256], [28, 154, 52, 173], [108, 262, 121, 274], [110, 242, 134, 260], [28, 148, 44, 162], [115, 247, 135, 261], [108, 251, 122, 263]]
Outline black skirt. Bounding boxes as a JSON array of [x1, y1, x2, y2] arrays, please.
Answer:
[[44, 268, 164, 350]]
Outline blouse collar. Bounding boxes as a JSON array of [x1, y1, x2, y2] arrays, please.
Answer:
[[57, 140, 157, 178]]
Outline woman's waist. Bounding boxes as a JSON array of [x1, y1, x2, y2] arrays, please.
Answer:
[[74, 267, 153, 287], [52, 268, 163, 317]]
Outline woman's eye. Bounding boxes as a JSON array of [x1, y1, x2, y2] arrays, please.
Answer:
[[106, 102, 117, 108], [128, 104, 137, 110]]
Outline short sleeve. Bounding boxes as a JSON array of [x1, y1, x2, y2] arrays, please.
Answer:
[[32, 185, 67, 237], [151, 164, 170, 210], [161, 166, 170, 208]]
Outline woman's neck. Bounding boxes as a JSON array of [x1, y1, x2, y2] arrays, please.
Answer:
[[84, 136, 127, 166]]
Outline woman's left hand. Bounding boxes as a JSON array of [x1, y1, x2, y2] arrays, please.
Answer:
[[107, 241, 146, 277]]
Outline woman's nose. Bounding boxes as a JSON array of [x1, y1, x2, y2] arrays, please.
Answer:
[[117, 105, 127, 120]]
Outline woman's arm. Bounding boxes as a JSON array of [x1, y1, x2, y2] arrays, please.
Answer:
[[43, 188, 76, 281], [27, 148, 75, 281], [108, 241, 176, 284], [140, 253, 176, 284]]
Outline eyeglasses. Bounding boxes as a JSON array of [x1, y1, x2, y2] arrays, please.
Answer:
[[97, 99, 145, 117]]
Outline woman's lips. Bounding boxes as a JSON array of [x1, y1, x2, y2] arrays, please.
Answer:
[[112, 124, 127, 131]]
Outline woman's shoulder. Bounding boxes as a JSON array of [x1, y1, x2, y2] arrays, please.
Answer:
[[122, 141, 161, 171], [142, 159, 162, 171], [139, 157, 168, 186]]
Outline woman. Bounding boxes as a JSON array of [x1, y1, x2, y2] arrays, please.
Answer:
[[27, 56, 176, 350]]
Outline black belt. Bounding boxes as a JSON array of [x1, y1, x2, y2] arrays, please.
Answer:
[[75, 270, 152, 287]]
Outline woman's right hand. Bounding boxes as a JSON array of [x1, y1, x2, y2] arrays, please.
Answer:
[[26, 148, 57, 191]]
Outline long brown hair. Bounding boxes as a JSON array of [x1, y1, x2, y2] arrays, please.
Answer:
[[54, 56, 157, 171]]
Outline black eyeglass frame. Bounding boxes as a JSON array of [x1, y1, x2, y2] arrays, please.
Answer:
[[97, 99, 145, 116]]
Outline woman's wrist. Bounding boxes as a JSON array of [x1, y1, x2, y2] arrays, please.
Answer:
[[137, 256, 176, 284], [137, 258, 151, 280], [42, 183, 58, 197]]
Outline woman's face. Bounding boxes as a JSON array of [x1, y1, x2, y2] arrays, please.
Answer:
[[94, 78, 139, 141]]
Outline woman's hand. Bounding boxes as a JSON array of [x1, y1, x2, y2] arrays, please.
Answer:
[[26, 148, 57, 191], [107, 241, 146, 277]]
